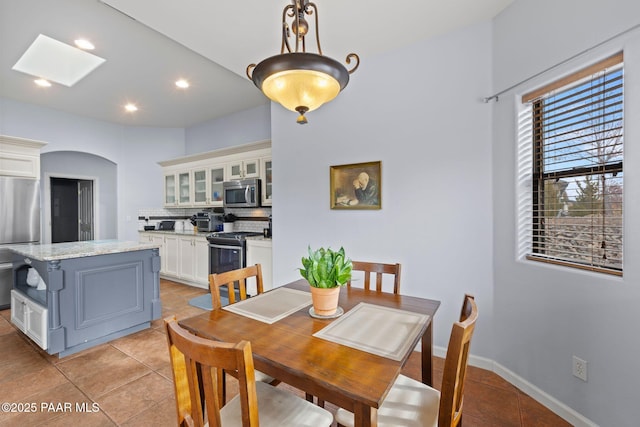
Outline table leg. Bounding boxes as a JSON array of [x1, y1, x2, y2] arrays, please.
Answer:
[[421, 321, 433, 386], [353, 404, 377, 427]]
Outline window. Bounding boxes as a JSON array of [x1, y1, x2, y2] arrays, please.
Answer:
[[523, 53, 623, 275]]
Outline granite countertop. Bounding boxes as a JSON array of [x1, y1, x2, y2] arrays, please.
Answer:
[[6, 240, 160, 262]]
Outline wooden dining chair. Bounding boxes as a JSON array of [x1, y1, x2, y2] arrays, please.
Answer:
[[209, 264, 280, 402], [335, 294, 478, 427], [348, 261, 402, 294], [209, 264, 264, 310], [164, 316, 334, 427]]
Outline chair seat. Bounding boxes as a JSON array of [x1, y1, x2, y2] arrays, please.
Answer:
[[335, 374, 440, 427], [222, 381, 334, 426], [254, 370, 276, 384]]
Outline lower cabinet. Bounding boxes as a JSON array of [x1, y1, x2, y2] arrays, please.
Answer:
[[164, 235, 179, 277], [11, 290, 47, 350], [140, 232, 166, 273], [178, 236, 196, 282], [246, 238, 273, 294], [194, 239, 210, 285], [140, 232, 209, 289]]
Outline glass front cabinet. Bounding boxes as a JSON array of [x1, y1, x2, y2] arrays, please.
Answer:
[[209, 165, 225, 206], [261, 157, 272, 206], [178, 171, 191, 205], [160, 142, 271, 208], [164, 174, 177, 206], [192, 168, 208, 205]]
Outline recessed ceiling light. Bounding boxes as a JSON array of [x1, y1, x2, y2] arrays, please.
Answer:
[[124, 103, 138, 112], [74, 39, 95, 50], [175, 79, 189, 89], [34, 79, 51, 87]]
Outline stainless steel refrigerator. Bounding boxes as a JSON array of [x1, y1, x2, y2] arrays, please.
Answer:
[[0, 176, 40, 309]]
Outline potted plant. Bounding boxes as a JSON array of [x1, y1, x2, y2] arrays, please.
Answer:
[[300, 246, 352, 316]]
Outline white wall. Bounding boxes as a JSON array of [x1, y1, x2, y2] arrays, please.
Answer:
[[271, 22, 495, 357], [185, 104, 270, 154], [0, 97, 186, 241], [492, 1, 640, 425]]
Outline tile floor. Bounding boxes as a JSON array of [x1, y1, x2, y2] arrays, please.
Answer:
[[0, 279, 572, 426]]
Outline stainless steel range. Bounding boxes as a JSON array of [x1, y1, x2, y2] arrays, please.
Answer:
[[206, 231, 262, 275]]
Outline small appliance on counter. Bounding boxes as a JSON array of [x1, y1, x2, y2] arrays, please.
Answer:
[[192, 212, 222, 232], [157, 220, 175, 231]]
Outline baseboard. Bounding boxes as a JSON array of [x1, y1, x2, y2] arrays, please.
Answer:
[[432, 345, 597, 427]]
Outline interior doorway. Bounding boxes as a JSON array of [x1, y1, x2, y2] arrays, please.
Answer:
[[50, 177, 94, 243]]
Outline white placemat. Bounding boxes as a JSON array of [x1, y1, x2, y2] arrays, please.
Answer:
[[222, 287, 312, 324], [313, 302, 430, 361]]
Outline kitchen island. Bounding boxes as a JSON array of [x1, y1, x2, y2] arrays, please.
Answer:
[[7, 240, 161, 357]]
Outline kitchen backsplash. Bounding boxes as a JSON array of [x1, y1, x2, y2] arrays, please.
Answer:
[[138, 207, 271, 233]]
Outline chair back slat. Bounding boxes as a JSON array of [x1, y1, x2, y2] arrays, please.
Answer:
[[348, 261, 401, 294], [165, 316, 260, 427], [438, 294, 478, 427], [209, 264, 264, 310]]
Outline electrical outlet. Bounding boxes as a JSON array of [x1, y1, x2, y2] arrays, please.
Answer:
[[572, 355, 588, 381]]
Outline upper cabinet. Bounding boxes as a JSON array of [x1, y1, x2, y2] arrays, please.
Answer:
[[261, 157, 272, 206], [164, 174, 177, 206], [0, 135, 47, 178], [159, 141, 271, 208], [227, 158, 260, 180], [209, 165, 225, 206]]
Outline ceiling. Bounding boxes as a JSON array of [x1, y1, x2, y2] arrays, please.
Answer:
[[0, 0, 512, 128]]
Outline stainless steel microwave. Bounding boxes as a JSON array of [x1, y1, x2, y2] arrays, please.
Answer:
[[223, 178, 261, 208]]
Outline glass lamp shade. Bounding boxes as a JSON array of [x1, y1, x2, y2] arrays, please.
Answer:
[[261, 69, 341, 113], [251, 52, 350, 114]]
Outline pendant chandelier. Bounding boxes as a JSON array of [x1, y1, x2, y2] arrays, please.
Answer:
[[247, 0, 359, 124]]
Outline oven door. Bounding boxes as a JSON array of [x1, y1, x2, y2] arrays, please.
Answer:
[[209, 243, 244, 275]]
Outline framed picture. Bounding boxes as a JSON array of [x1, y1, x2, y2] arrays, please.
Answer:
[[330, 161, 381, 210]]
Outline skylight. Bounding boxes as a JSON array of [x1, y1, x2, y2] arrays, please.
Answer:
[[12, 34, 106, 87]]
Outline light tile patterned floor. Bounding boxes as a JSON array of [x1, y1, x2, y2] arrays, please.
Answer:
[[0, 279, 571, 426]]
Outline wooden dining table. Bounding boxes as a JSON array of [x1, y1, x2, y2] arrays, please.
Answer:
[[178, 279, 440, 427]]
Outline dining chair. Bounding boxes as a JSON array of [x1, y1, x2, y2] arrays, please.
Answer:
[[348, 261, 402, 294], [307, 260, 403, 408], [164, 316, 334, 427], [335, 294, 478, 427], [209, 264, 280, 402], [209, 264, 264, 310]]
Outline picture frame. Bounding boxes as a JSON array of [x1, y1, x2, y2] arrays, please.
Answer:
[[330, 161, 381, 210]]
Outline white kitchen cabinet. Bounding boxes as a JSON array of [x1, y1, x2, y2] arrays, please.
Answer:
[[0, 135, 47, 178], [159, 141, 271, 207], [153, 233, 208, 288], [209, 164, 225, 206], [178, 236, 196, 282], [260, 157, 272, 206], [227, 158, 260, 180], [11, 290, 47, 350], [192, 164, 226, 207], [164, 235, 179, 277], [192, 168, 208, 205], [164, 174, 177, 206], [139, 232, 167, 273], [194, 238, 210, 285], [246, 238, 273, 294], [177, 171, 191, 205]]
